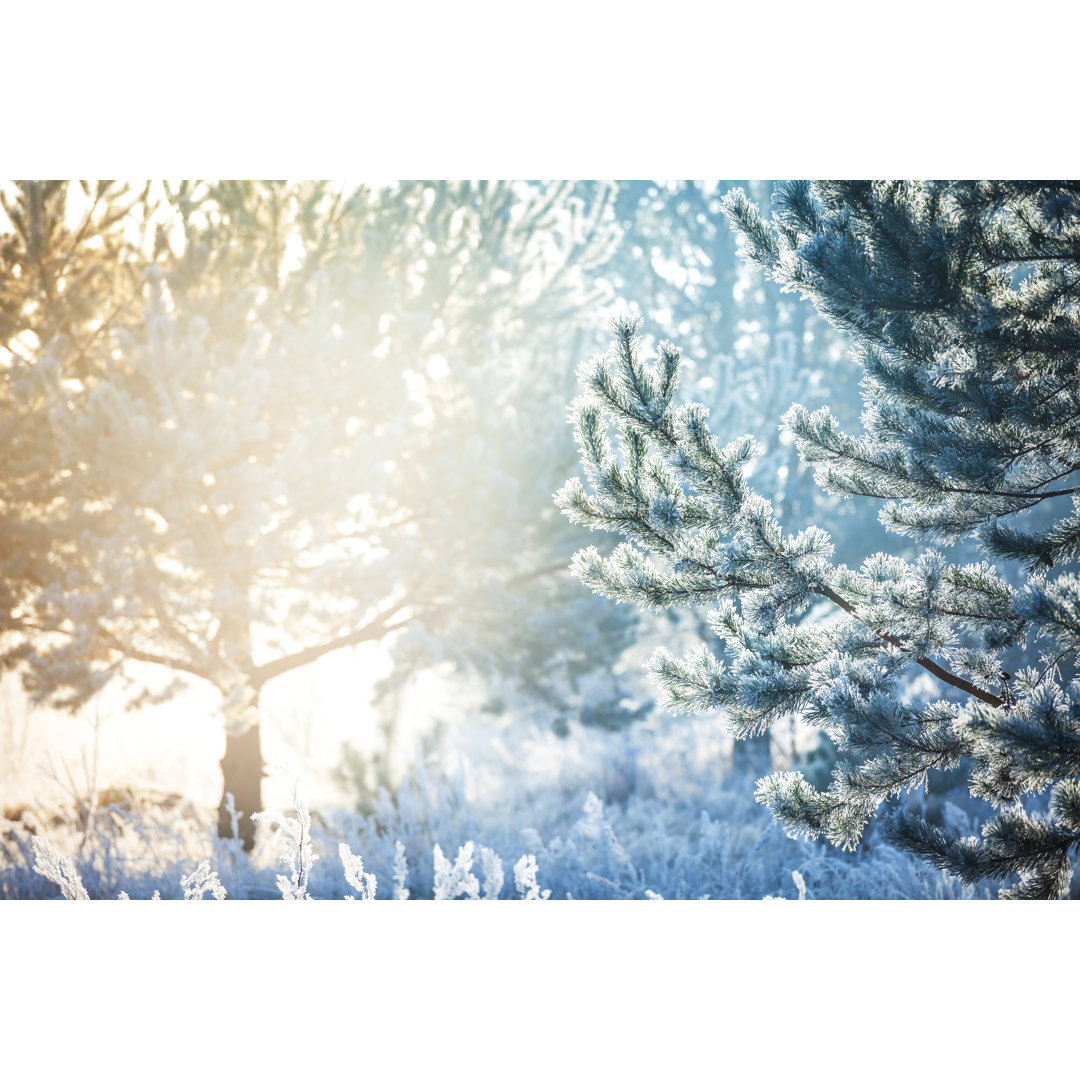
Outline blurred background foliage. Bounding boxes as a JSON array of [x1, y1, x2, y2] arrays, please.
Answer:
[[0, 180, 893, 852]]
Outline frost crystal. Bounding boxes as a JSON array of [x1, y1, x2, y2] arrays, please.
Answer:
[[181, 860, 227, 900], [513, 853, 550, 900], [392, 840, 410, 901], [339, 843, 377, 900], [478, 846, 505, 899], [252, 781, 317, 900], [31, 836, 90, 900], [433, 841, 480, 900]]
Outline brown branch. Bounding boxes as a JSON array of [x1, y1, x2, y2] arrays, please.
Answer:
[[16, 618, 209, 682], [94, 628, 207, 680], [815, 584, 1005, 708], [249, 608, 416, 690], [53, 185, 104, 285]]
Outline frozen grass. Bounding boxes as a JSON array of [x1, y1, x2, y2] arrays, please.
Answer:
[[1, 720, 988, 900]]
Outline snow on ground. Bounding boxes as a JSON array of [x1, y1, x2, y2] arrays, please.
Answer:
[[2, 703, 988, 900]]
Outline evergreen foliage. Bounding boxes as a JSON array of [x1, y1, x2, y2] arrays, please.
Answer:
[[0, 180, 634, 846], [341, 181, 645, 745], [605, 181, 856, 542], [580, 182, 870, 768], [559, 181, 1080, 898]]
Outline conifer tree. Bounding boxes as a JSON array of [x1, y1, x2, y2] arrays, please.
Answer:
[[1, 179, 635, 847], [1, 182, 153, 664], [558, 181, 1080, 898], [585, 181, 862, 769], [341, 181, 648, 760]]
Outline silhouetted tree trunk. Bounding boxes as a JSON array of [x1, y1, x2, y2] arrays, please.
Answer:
[[218, 712, 263, 851], [215, 581, 262, 850]]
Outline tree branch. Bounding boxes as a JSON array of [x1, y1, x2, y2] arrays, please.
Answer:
[[814, 583, 1005, 708], [249, 609, 416, 689]]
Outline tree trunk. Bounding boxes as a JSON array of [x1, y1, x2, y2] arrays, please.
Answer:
[[218, 698, 264, 852], [215, 576, 262, 851]]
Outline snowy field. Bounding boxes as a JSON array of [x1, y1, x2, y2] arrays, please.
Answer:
[[3, 712, 987, 900]]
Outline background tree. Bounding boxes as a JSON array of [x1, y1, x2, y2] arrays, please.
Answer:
[[0, 179, 641, 847], [338, 181, 652, 785], [560, 181, 1080, 897], [1, 182, 153, 691]]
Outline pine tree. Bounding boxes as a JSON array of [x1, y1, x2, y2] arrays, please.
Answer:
[[362, 181, 649, 756], [1, 182, 152, 671], [1, 180, 636, 847], [558, 181, 1080, 898], [594, 181, 863, 770]]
